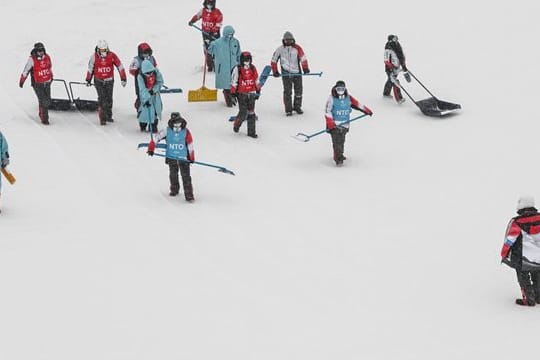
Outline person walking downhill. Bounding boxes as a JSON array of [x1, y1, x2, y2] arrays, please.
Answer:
[[129, 42, 158, 112], [325, 81, 372, 166], [85, 40, 127, 125], [208, 25, 241, 107], [148, 112, 195, 202], [383, 34, 408, 104], [188, 0, 223, 72], [271, 31, 310, 116], [231, 51, 261, 138], [136, 59, 164, 133], [19, 42, 53, 125], [501, 196, 540, 306]]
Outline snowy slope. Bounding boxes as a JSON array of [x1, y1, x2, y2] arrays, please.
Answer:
[[1, 1, 540, 359]]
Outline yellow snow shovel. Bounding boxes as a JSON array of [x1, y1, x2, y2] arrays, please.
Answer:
[[188, 51, 217, 102]]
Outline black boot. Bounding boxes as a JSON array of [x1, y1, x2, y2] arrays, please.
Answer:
[[139, 123, 147, 132], [516, 299, 536, 306]]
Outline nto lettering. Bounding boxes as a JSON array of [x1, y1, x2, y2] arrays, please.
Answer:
[[336, 110, 350, 116], [38, 69, 50, 76], [169, 144, 185, 150], [97, 67, 112, 73]]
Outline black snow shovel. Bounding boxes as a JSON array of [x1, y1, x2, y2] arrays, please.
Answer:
[[49, 79, 74, 111], [397, 70, 461, 117], [69, 81, 99, 111]]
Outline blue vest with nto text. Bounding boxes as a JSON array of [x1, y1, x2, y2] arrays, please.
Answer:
[[332, 96, 352, 122], [165, 128, 188, 160]]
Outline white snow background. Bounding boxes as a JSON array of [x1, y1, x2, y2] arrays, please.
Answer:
[[1, 0, 540, 359]]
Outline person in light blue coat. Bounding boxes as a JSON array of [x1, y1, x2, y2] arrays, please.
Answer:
[[137, 59, 164, 133], [208, 25, 241, 107], [0, 130, 10, 211]]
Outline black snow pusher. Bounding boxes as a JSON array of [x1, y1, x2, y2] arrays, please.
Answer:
[[397, 70, 461, 117], [49, 79, 74, 110], [69, 81, 99, 111]]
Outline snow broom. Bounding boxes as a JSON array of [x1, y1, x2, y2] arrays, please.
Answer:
[[188, 50, 217, 102]]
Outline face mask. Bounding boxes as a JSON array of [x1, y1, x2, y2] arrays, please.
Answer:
[[243, 61, 250, 66], [336, 86, 346, 95], [206, 5, 213, 10], [173, 123, 182, 132]]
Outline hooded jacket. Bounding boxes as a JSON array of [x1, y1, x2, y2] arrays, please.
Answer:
[[136, 60, 164, 124], [502, 207, 540, 271], [208, 25, 241, 89]]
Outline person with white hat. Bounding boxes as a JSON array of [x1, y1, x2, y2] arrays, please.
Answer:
[[501, 195, 540, 306]]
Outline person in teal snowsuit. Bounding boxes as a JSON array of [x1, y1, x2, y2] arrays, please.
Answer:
[[208, 25, 241, 107], [137, 59, 164, 132], [0, 130, 10, 211]]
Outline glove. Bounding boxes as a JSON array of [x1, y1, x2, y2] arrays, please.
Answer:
[[147, 140, 155, 156], [273, 71, 280, 77], [303, 68, 310, 74], [19, 81, 24, 88], [403, 72, 411, 83], [19, 75, 26, 88], [1, 157, 9, 168], [149, 89, 154, 96], [86, 80, 92, 87], [363, 106, 373, 116], [143, 100, 151, 108], [188, 21, 194, 26], [229, 93, 237, 106], [121, 80, 127, 87], [254, 91, 260, 100]]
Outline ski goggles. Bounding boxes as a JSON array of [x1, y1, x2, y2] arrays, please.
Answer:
[[335, 86, 346, 94]]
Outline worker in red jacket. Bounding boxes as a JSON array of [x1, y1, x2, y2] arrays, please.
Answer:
[[501, 196, 540, 306], [230, 51, 261, 138], [19, 42, 53, 125], [188, 0, 223, 72], [85, 40, 127, 125]]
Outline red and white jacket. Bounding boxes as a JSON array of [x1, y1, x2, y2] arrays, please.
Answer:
[[230, 64, 260, 94], [271, 44, 309, 74], [20, 54, 53, 86], [86, 51, 127, 82], [190, 8, 223, 34], [502, 212, 540, 265]]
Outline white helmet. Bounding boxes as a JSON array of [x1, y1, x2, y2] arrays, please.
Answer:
[[96, 40, 109, 51]]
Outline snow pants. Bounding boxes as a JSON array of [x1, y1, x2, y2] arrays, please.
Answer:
[[233, 93, 257, 137], [33, 81, 51, 124], [167, 159, 194, 201], [516, 269, 540, 304], [329, 127, 349, 163], [202, 32, 220, 72], [383, 70, 403, 102], [94, 79, 114, 124], [282, 73, 303, 113]]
